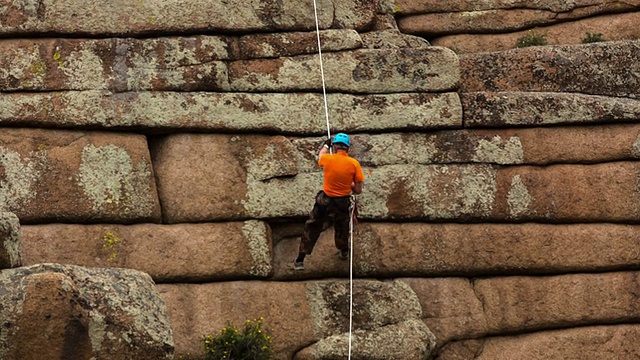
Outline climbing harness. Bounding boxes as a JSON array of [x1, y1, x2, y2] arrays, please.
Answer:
[[312, 0, 355, 358]]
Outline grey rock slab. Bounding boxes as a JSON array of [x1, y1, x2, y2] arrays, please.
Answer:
[[0, 212, 21, 268], [0, 0, 345, 35], [227, 48, 460, 93], [294, 319, 436, 360], [0, 263, 173, 360], [234, 30, 363, 59], [0, 128, 161, 224], [462, 92, 640, 127], [0, 91, 461, 134], [20, 221, 272, 282], [459, 40, 640, 99]]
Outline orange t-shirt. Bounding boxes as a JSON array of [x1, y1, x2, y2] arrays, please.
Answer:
[[318, 152, 365, 197]]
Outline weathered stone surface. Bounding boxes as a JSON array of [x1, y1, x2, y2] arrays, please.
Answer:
[[393, 0, 639, 14], [360, 30, 431, 48], [0, 37, 458, 92], [0, 91, 461, 133], [227, 48, 460, 93], [438, 325, 640, 360], [0, 128, 161, 224], [20, 221, 272, 282], [295, 124, 640, 167], [0, 212, 21, 268], [493, 162, 640, 222], [0, 0, 380, 35], [158, 279, 423, 359], [433, 12, 640, 53], [294, 319, 436, 360], [398, 5, 640, 35], [475, 272, 640, 334], [273, 222, 640, 279], [399, 9, 556, 35], [459, 40, 640, 98], [153, 133, 640, 222], [0, 264, 173, 360], [406, 272, 640, 348], [0, 37, 230, 92], [400, 278, 486, 346], [463, 92, 640, 128], [235, 30, 363, 59]]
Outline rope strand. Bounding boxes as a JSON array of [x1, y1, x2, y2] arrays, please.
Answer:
[[312, 0, 332, 141], [313, 1, 353, 358]]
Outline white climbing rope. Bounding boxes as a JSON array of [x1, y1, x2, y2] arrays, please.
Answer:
[[312, 1, 354, 358], [312, 0, 332, 141]]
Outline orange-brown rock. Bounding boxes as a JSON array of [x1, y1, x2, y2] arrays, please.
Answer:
[[0, 91, 461, 133], [0, 0, 376, 35], [158, 279, 426, 359], [393, 0, 639, 14], [0, 128, 160, 224], [459, 40, 640, 98], [0, 212, 21, 268], [433, 12, 640, 53], [398, 5, 640, 36], [0, 264, 173, 360], [272, 223, 640, 280], [20, 221, 272, 282], [404, 272, 640, 346], [438, 325, 640, 360]]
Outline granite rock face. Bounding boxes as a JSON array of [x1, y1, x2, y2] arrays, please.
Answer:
[[0, 264, 173, 360], [0, 212, 21, 268], [459, 40, 640, 99], [20, 221, 272, 282], [0, 128, 161, 224], [159, 279, 432, 359]]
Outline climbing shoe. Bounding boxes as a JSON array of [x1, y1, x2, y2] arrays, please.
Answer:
[[293, 260, 305, 270], [338, 249, 349, 260]]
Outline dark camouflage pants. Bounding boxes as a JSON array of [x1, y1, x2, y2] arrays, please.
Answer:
[[299, 191, 351, 255]]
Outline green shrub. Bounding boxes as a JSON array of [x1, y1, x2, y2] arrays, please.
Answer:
[[582, 32, 606, 43], [202, 318, 273, 360], [516, 32, 548, 48]]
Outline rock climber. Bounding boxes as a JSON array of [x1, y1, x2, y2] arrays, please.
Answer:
[[293, 133, 365, 270]]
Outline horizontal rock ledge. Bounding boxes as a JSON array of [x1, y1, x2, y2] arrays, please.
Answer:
[[393, 0, 632, 15], [0, 37, 459, 92], [459, 40, 640, 98], [433, 12, 640, 54], [406, 272, 640, 349], [0, 91, 461, 134], [272, 222, 640, 280], [158, 279, 423, 359], [398, 5, 639, 35], [295, 124, 640, 167], [462, 92, 640, 128], [20, 221, 272, 282], [153, 133, 640, 222], [438, 325, 640, 360], [0, 128, 161, 224], [0, 0, 377, 35]]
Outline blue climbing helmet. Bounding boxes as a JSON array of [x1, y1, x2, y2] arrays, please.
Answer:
[[332, 133, 350, 148]]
